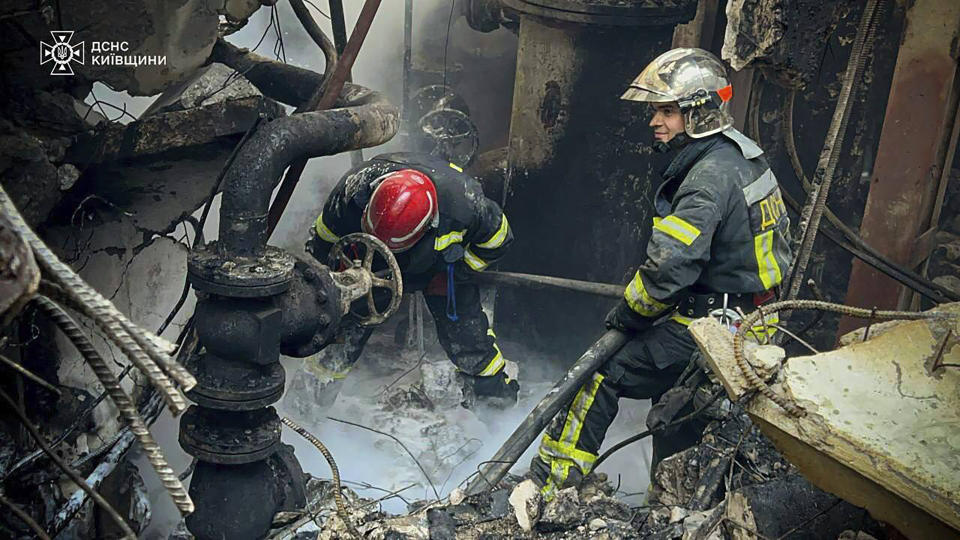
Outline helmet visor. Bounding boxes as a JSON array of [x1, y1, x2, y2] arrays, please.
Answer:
[[621, 85, 675, 103]]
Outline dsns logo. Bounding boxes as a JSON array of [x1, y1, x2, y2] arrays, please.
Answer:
[[40, 31, 84, 76]]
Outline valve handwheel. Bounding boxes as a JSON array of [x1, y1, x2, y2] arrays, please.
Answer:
[[328, 233, 403, 325], [419, 108, 480, 168]]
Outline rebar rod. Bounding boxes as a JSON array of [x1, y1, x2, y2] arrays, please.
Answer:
[[34, 295, 194, 515], [784, 0, 884, 300], [734, 300, 947, 416], [36, 281, 189, 413], [0, 185, 188, 413], [281, 417, 357, 537]]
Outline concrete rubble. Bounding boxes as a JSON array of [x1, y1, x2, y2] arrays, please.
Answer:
[[267, 397, 890, 540], [690, 305, 960, 539], [269, 308, 956, 539]]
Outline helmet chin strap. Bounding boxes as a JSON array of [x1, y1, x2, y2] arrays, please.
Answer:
[[652, 132, 690, 153]]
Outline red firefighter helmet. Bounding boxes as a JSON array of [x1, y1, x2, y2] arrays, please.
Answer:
[[362, 169, 439, 252]]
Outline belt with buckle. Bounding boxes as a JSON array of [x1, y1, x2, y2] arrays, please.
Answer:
[[677, 290, 776, 319]]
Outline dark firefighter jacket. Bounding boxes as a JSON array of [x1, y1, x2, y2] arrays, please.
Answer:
[[309, 152, 513, 288], [620, 128, 794, 328]]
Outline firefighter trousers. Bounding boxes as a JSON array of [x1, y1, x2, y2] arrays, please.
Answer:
[[314, 281, 508, 393], [529, 320, 701, 497]]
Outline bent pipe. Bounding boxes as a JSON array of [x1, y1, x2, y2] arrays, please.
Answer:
[[211, 39, 325, 109], [211, 40, 399, 257]]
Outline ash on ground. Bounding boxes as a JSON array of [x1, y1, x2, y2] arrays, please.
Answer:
[[261, 304, 884, 539], [263, 405, 884, 540]]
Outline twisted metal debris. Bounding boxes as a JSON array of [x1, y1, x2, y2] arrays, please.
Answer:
[[33, 295, 194, 515], [0, 184, 195, 414], [280, 417, 358, 537], [0, 183, 195, 520]]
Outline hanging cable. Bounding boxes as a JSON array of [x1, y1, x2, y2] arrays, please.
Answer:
[[784, 0, 885, 301], [0, 387, 136, 539]]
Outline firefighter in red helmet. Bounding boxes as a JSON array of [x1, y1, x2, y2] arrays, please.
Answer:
[[306, 152, 518, 408]]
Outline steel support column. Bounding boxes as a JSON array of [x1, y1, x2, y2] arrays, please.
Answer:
[[839, 0, 960, 335]]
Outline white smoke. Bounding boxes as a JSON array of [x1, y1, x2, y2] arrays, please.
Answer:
[[81, 3, 648, 537]]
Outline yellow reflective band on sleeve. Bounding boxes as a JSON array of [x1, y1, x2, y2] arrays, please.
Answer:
[[314, 212, 340, 243], [754, 230, 782, 290], [449, 162, 463, 172], [624, 272, 670, 317], [307, 362, 351, 382], [434, 229, 465, 250], [670, 313, 694, 326], [653, 215, 701, 246], [477, 344, 505, 376], [476, 214, 510, 249], [486, 328, 496, 338], [653, 216, 662, 226], [463, 247, 489, 271]]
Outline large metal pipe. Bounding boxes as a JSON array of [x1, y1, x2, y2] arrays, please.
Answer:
[[210, 41, 399, 257], [181, 42, 399, 538], [494, 0, 697, 359]]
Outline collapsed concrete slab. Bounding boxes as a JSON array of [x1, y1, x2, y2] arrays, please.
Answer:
[[689, 306, 960, 539], [62, 88, 284, 237]]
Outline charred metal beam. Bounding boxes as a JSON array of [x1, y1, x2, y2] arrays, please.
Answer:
[[329, 0, 348, 56]]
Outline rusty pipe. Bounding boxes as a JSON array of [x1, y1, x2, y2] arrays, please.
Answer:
[[267, 0, 383, 236]]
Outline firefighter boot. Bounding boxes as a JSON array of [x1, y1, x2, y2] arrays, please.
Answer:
[[462, 371, 519, 410]]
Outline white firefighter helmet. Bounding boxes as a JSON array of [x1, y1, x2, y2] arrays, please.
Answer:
[[622, 48, 734, 138]]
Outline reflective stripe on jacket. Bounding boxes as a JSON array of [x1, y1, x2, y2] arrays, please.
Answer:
[[624, 128, 794, 320], [313, 152, 513, 279]]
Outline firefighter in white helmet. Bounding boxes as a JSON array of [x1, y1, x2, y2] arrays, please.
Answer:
[[529, 48, 794, 498]]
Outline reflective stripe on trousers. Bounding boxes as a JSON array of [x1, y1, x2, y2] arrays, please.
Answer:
[[540, 373, 604, 496]]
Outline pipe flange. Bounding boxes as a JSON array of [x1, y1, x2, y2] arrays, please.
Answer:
[[188, 242, 295, 298], [180, 406, 281, 465], [189, 389, 283, 411], [503, 0, 697, 26], [186, 353, 285, 410], [278, 256, 342, 358]]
